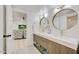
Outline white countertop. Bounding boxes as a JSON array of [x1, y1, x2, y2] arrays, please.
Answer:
[[34, 32, 79, 50]]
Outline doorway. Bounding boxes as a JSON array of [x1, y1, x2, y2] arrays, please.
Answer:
[[0, 5, 27, 54]]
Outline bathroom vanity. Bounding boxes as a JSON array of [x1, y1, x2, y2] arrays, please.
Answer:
[[33, 32, 78, 54]]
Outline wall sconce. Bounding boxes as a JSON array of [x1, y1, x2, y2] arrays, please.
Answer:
[[40, 13, 48, 21]]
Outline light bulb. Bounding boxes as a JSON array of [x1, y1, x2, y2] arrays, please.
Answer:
[[44, 13, 48, 17]]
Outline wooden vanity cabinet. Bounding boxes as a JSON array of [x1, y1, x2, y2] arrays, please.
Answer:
[[33, 34, 77, 54]]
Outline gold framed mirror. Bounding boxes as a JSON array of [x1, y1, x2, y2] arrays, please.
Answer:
[[52, 9, 78, 31]]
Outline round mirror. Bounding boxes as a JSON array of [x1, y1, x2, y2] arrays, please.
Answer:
[[52, 9, 78, 30]]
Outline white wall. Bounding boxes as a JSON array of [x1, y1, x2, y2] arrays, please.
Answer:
[[0, 6, 4, 53], [33, 14, 40, 32], [26, 12, 35, 46]]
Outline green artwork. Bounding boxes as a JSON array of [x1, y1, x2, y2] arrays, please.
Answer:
[[18, 25, 26, 30]]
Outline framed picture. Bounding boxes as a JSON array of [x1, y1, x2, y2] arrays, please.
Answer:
[[18, 24, 26, 30]]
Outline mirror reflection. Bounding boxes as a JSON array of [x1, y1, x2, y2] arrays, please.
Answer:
[[40, 15, 51, 34]]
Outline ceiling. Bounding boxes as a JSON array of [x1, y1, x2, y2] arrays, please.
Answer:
[[13, 5, 58, 14]]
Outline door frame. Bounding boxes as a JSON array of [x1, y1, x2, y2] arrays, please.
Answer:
[[3, 5, 7, 54]]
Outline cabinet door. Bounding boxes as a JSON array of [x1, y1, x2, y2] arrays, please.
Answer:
[[39, 37, 48, 48], [54, 42, 61, 54], [48, 41, 61, 54]]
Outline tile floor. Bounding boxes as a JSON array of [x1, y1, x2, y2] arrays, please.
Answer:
[[12, 45, 40, 54], [11, 39, 40, 54]]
